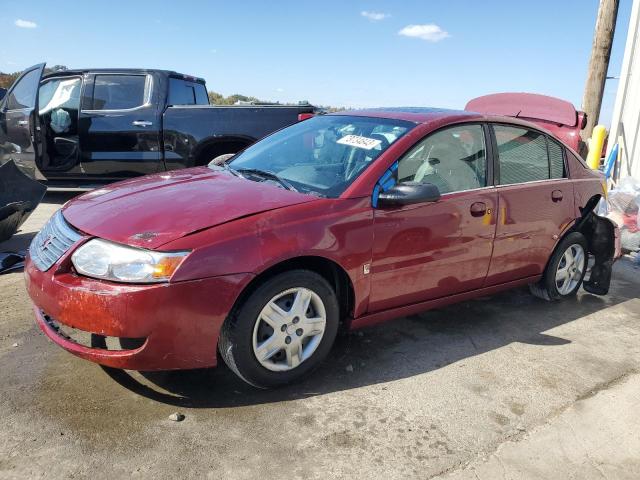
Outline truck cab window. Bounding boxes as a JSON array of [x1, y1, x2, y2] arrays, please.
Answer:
[[194, 84, 209, 105], [169, 78, 209, 105], [92, 75, 147, 110], [38, 77, 82, 169]]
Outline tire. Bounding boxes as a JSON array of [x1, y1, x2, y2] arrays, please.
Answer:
[[529, 232, 588, 301], [219, 270, 340, 388]]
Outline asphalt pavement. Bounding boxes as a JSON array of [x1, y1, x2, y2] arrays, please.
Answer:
[[1, 194, 639, 479]]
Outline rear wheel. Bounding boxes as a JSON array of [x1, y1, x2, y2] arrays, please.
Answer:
[[219, 270, 339, 388], [530, 232, 588, 301]]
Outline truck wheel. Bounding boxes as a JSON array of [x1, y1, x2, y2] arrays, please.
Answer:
[[219, 270, 339, 388], [529, 232, 588, 301]]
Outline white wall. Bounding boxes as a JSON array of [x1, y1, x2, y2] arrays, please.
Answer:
[[608, 0, 640, 181]]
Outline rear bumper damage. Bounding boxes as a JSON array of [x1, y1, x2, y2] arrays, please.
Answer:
[[582, 213, 621, 296]]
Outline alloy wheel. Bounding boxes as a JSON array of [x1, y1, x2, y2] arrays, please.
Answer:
[[252, 287, 327, 372], [555, 243, 586, 295]]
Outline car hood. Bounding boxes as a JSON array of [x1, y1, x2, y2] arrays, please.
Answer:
[[62, 167, 319, 249]]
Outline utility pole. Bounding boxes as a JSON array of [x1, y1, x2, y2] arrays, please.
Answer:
[[581, 0, 620, 155]]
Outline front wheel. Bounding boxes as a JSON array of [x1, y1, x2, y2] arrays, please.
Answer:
[[530, 232, 588, 301], [219, 270, 340, 388]]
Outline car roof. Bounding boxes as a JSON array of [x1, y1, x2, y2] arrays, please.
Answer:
[[329, 107, 481, 124], [329, 107, 563, 133]]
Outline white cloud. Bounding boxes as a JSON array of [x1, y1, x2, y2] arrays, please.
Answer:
[[276, 88, 284, 93], [15, 19, 37, 28], [361, 11, 389, 21], [398, 24, 450, 42]]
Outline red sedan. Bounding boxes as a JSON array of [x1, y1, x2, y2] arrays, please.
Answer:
[[25, 109, 619, 388]]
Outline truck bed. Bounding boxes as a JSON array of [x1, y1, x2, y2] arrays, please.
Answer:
[[162, 104, 315, 168]]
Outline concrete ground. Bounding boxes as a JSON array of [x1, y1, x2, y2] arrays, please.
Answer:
[[1, 194, 639, 480]]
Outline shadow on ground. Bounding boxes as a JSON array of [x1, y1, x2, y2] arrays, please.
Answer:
[[102, 264, 638, 408]]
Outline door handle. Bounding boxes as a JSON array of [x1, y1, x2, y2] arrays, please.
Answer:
[[132, 120, 153, 127], [470, 202, 487, 217], [17, 120, 29, 126], [551, 190, 563, 202]]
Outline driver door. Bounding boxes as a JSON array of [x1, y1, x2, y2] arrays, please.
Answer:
[[0, 63, 45, 179], [369, 123, 498, 312]]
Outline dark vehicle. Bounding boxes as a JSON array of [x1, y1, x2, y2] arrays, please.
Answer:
[[0, 88, 6, 101], [0, 63, 315, 188], [0, 160, 46, 242]]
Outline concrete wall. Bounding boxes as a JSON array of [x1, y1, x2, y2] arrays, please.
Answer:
[[608, 0, 640, 181]]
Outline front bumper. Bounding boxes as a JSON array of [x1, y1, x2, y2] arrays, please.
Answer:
[[25, 257, 253, 370]]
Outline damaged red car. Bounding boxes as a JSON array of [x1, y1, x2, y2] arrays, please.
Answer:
[[25, 109, 620, 388]]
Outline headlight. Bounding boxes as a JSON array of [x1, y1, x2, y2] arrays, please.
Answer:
[[71, 239, 189, 283]]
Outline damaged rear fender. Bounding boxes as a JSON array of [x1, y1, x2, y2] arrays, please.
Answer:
[[574, 195, 619, 296]]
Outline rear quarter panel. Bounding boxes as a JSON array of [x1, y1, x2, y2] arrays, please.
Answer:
[[567, 150, 605, 216]]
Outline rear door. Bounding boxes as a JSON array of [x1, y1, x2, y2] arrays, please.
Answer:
[[0, 63, 45, 179], [78, 72, 162, 180], [369, 123, 498, 312], [485, 124, 575, 285]]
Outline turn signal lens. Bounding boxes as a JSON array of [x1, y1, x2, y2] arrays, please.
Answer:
[[152, 256, 186, 279]]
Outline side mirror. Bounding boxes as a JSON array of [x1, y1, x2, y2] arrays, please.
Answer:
[[377, 182, 440, 208], [208, 153, 236, 167]]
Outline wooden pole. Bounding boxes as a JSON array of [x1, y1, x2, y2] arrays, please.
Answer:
[[581, 0, 620, 156]]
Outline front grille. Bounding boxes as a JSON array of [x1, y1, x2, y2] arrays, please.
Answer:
[[29, 210, 83, 271]]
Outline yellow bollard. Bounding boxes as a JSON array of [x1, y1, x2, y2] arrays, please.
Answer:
[[586, 125, 607, 170]]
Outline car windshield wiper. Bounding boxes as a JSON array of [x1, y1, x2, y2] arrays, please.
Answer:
[[235, 168, 298, 192], [220, 162, 242, 177]]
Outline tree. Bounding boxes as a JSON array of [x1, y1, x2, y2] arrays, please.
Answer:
[[0, 72, 20, 89], [0, 65, 69, 89]]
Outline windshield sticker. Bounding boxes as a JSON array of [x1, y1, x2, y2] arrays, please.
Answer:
[[337, 134, 382, 150]]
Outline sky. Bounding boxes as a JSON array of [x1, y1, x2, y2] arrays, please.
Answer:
[[1, 0, 634, 125]]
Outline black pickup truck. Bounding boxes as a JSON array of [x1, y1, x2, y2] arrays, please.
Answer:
[[0, 63, 315, 188]]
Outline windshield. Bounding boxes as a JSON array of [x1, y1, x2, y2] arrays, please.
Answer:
[[225, 115, 414, 197]]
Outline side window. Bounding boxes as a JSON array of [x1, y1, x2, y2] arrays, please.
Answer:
[[547, 138, 566, 179], [39, 77, 82, 114], [494, 125, 549, 185], [92, 75, 147, 110], [194, 83, 209, 105], [168, 78, 195, 105], [169, 79, 209, 105], [397, 124, 487, 194], [6, 68, 41, 110]]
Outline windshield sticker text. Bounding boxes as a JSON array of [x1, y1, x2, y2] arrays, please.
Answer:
[[337, 134, 382, 150]]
